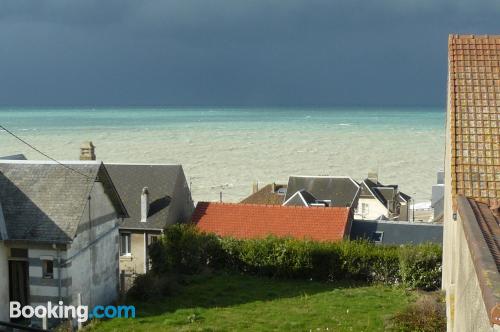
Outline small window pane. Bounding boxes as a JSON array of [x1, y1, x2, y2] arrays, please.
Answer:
[[372, 231, 384, 243], [42, 260, 54, 279], [120, 234, 131, 255]]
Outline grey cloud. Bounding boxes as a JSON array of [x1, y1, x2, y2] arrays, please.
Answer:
[[0, 0, 498, 107]]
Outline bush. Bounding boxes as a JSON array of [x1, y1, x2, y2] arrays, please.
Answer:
[[386, 292, 446, 332], [149, 224, 442, 290], [127, 273, 177, 301], [399, 243, 442, 290]]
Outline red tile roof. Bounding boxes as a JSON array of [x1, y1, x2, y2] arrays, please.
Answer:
[[192, 202, 352, 241], [448, 34, 500, 208]]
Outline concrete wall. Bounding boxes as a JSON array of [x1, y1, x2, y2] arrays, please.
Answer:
[[443, 66, 457, 331], [0, 242, 9, 322], [447, 212, 495, 332], [350, 219, 443, 245], [68, 181, 120, 309]]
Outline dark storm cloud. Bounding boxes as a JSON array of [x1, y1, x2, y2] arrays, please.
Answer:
[[0, 0, 498, 107]]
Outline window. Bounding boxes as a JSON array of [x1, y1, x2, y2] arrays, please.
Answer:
[[120, 233, 131, 256], [42, 260, 54, 279], [361, 203, 369, 215], [372, 231, 384, 244], [149, 235, 159, 244]]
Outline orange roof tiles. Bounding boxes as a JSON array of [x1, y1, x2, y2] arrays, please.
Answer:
[[448, 34, 500, 207], [192, 202, 352, 242]]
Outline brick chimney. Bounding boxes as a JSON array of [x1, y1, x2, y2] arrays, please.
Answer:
[[141, 187, 149, 222], [80, 141, 96, 160]]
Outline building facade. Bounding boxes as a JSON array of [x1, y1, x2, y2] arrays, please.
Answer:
[[0, 161, 128, 327]]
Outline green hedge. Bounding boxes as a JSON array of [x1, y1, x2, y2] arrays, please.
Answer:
[[149, 224, 442, 290]]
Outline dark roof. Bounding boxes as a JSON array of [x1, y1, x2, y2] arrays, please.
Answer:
[[398, 192, 411, 202], [193, 202, 352, 241], [285, 176, 360, 207], [0, 154, 27, 160], [361, 179, 411, 210], [350, 219, 443, 245], [283, 190, 317, 206], [240, 183, 286, 205], [448, 34, 500, 208], [105, 164, 186, 230], [0, 161, 127, 243]]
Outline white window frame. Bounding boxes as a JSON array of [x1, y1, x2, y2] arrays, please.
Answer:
[[372, 231, 384, 244], [361, 202, 369, 215], [120, 233, 132, 256]]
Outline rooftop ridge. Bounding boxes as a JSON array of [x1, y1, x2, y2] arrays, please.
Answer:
[[196, 201, 350, 210]]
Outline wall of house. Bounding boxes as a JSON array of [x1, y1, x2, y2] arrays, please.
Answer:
[[442, 72, 456, 332], [166, 168, 195, 225], [354, 198, 388, 220], [119, 231, 146, 274], [69, 181, 120, 309], [27, 246, 70, 305], [0, 242, 9, 322], [399, 202, 409, 221], [450, 212, 494, 332]]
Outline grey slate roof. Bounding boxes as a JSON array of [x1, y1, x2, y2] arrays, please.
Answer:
[[361, 179, 411, 209], [285, 176, 360, 208], [283, 190, 317, 206], [105, 164, 187, 230], [0, 161, 127, 243], [0, 154, 27, 160], [350, 219, 443, 245]]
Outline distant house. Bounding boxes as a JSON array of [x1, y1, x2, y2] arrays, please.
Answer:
[[354, 173, 411, 221], [105, 163, 194, 275], [442, 35, 500, 331], [193, 202, 352, 242], [431, 170, 445, 222], [284, 176, 360, 208], [0, 160, 128, 327], [350, 219, 442, 245], [76, 143, 195, 276], [240, 182, 287, 205]]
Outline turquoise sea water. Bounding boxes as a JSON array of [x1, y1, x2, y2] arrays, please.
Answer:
[[0, 108, 445, 202]]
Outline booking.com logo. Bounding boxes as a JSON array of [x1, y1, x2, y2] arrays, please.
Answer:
[[10, 301, 136, 322]]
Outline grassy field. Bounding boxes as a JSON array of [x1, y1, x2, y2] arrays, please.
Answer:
[[86, 273, 412, 332]]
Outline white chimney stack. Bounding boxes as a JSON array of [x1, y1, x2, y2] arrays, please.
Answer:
[[141, 187, 149, 222]]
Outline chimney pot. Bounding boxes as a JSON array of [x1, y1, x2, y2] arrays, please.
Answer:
[[141, 187, 149, 222], [80, 141, 96, 161], [252, 181, 259, 194], [367, 172, 378, 183]]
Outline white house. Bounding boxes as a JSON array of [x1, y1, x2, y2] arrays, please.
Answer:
[[354, 174, 411, 221]]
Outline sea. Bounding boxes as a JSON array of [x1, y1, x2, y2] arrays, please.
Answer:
[[0, 108, 445, 203]]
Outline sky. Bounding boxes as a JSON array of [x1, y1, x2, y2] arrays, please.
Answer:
[[0, 0, 499, 108]]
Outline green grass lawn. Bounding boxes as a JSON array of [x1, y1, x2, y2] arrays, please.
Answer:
[[87, 273, 412, 332]]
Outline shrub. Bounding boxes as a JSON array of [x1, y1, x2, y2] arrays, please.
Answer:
[[386, 292, 446, 332], [399, 243, 442, 290], [127, 273, 176, 301], [149, 224, 442, 290]]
